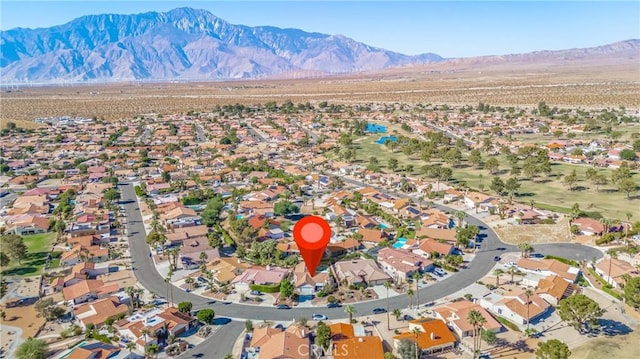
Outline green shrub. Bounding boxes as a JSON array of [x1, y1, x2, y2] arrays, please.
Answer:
[[496, 316, 520, 332], [250, 283, 280, 293], [134, 186, 145, 197]]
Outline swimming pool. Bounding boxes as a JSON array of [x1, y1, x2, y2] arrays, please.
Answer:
[[393, 237, 407, 249], [375, 135, 397, 144], [366, 123, 387, 133], [379, 223, 388, 229]]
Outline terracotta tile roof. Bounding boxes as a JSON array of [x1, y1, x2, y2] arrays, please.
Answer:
[[394, 319, 457, 350], [358, 228, 387, 243], [251, 327, 284, 348], [333, 336, 385, 358], [498, 292, 550, 320], [329, 322, 355, 340], [536, 275, 577, 301], [258, 331, 308, 359], [73, 297, 129, 327], [516, 258, 579, 282], [416, 238, 454, 256], [415, 228, 456, 242], [432, 300, 501, 334]]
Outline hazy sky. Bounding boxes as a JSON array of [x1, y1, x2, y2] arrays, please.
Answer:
[[1, 1, 638, 58]]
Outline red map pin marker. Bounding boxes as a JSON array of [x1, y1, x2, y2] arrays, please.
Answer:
[[293, 215, 331, 276]]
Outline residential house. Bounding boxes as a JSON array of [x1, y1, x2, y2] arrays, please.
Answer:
[[377, 248, 434, 283], [116, 307, 197, 352], [328, 322, 384, 359], [62, 279, 120, 305], [326, 238, 362, 257], [393, 319, 457, 356], [165, 225, 209, 247], [414, 228, 457, 243], [293, 262, 334, 298], [412, 239, 455, 258], [179, 239, 220, 269], [463, 192, 497, 212], [443, 188, 463, 202], [64, 341, 121, 359], [595, 258, 639, 288], [254, 325, 309, 359], [535, 275, 578, 305], [516, 258, 580, 283], [73, 297, 129, 329], [432, 300, 502, 338], [332, 259, 391, 287], [479, 291, 552, 328], [161, 206, 200, 227], [357, 228, 389, 246], [231, 266, 289, 292], [204, 257, 251, 285], [3, 214, 50, 235], [572, 218, 604, 236]]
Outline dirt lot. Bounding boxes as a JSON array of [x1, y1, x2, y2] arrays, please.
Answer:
[[493, 217, 572, 245], [0, 304, 45, 339], [101, 269, 137, 288]]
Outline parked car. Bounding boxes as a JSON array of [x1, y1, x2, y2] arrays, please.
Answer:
[[250, 290, 262, 296], [312, 314, 328, 321], [493, 256, 501, 261], [372, 308, 387, 314], [327, 302, 342, 308], [276, 304, 290, 309], [433, 268, 446, 276]]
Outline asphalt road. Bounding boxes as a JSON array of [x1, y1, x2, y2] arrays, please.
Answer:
[[175, 320, 244, 359], [118, 180, 603, 323]]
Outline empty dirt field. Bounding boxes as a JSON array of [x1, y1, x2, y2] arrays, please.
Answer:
[[1, 56, 639, 121], [493, 217, 572, 245]]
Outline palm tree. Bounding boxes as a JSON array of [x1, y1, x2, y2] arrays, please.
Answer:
[[125, 286, 135, 308], [411, 327, 422, 359], [141, 327, 150, 354], [126, 340, 136, 359], [345, 305, 356, 323], [199, 251, 208, 265], [413, 271, 421, 308], [455, 210, 467, 228], [406, 288, 414, 310], [184, 277, 195, 291], [524, 289, 533, 331], [467, 309, 485, 358], [507, 266, 518, 284], [493, 269, 504, 287], [384, 281, 392, 330], [608, 251, 619, 286], [165, 268, 174, 307], [518, 242, 533, 258], [476, 315, 487, 356]]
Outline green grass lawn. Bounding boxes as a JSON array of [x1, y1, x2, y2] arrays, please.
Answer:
[[1, 232, 56, 276], [512, 123, 640, 145], [447, 160, 639, 220], [48, 251, 63, 269], [353, 138, 639, 220]]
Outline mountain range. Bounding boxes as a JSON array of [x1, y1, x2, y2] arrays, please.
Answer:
[[0, 7, 442, 83], [1, 7, 637, 83]]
